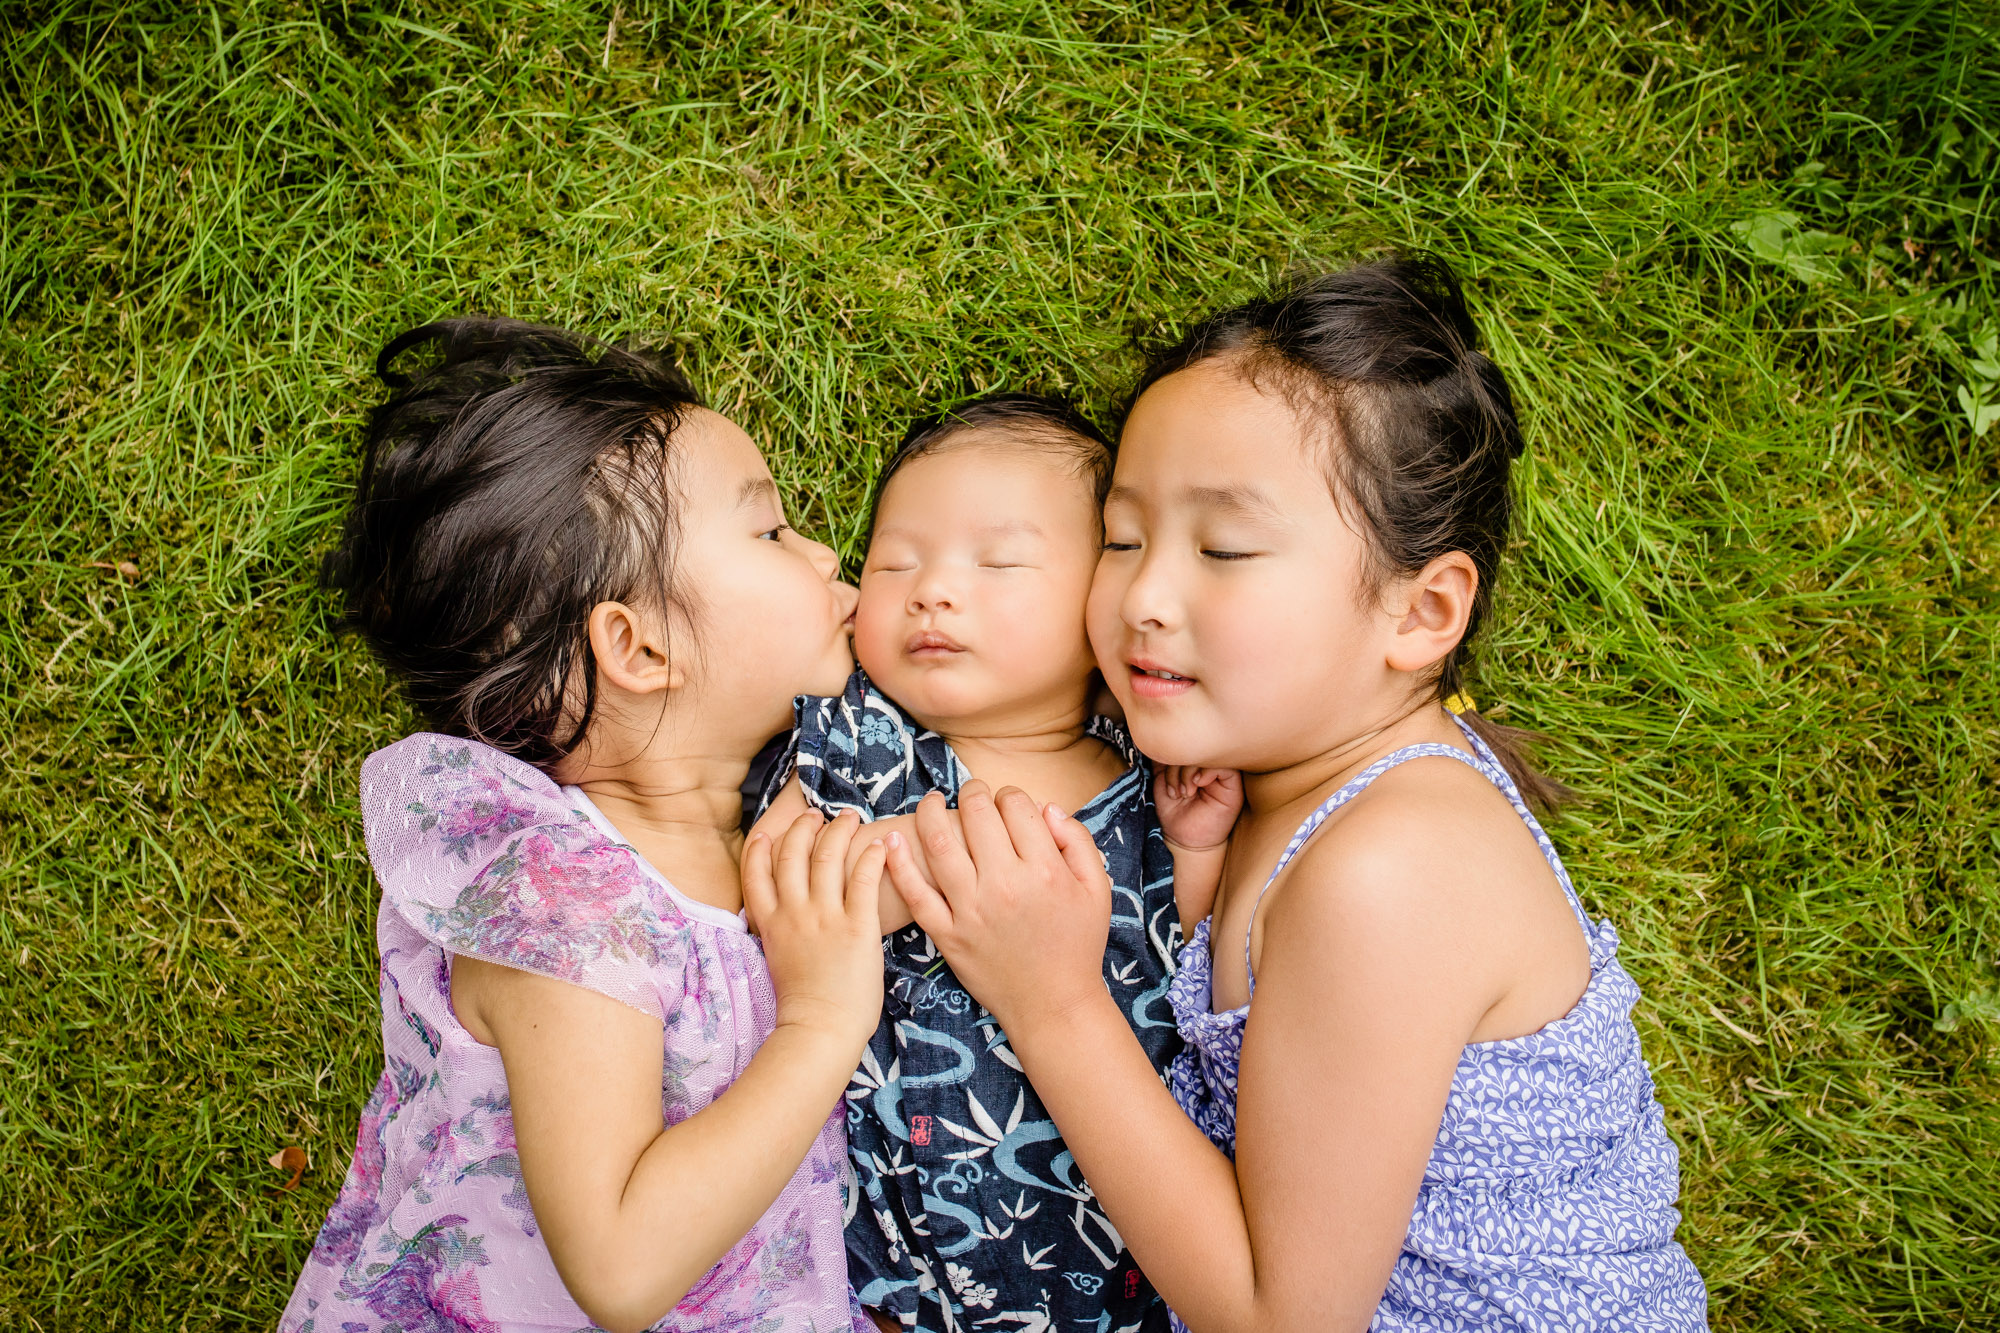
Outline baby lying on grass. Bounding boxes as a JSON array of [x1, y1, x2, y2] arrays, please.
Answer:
[[752, 393, 1240, 1333]]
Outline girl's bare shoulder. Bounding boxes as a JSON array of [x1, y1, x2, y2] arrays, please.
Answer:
[[1267, 753, 1562, 949]]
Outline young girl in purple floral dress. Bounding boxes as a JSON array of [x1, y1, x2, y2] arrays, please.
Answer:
[[284, 319, 883, 1333]]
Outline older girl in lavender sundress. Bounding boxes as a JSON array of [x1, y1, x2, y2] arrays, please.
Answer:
[[880, 257, 1708, 1330], [284, 318, 882, 1333]]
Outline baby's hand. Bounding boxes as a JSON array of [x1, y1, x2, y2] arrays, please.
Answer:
[[1155, 766, 1244, 853], [742, 809, 885, 1048]]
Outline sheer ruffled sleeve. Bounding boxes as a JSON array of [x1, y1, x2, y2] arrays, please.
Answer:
[[784, 669, 962, 820], [360, 734, 689, 1023]]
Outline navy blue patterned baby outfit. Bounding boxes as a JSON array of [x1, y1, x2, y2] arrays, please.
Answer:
[[766, 670, 1182, 1333], [1167, 716, 1707, 1331]]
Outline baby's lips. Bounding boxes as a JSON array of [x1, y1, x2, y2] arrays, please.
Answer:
[[905, 630, 967, 654]]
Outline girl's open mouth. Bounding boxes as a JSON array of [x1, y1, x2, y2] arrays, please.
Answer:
[[1127, 660, 1195, 699]]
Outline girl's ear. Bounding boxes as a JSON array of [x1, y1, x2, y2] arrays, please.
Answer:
[[1386, 553, 1478, 673], [587, 601, 686, 696]]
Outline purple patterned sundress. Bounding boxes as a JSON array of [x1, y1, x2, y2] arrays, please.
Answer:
[[283, 734, 870, 1333], [1166, 717, 1708, 1331]]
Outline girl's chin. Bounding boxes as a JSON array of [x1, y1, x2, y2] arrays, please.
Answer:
[[1121, 717, 1215, 768]]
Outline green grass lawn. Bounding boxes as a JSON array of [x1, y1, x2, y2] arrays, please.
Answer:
[[3, 0, 1996, 1327]]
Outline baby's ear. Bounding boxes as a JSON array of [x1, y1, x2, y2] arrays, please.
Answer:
[[1386, 554, 1477, 672], [587, 600, 686, 695]]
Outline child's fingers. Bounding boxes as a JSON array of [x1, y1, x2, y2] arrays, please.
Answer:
[[995, 786, 1064, 871], [888, 831, 953, 939], [810, 810, 862, 907], [1203, 769, 1245, 805], [774, 809, 824, 907], [957, 780, 1018, 871], [1044, 803, 1111, 899], [914, 791, 975, 904], [741, 832, 777, 929], [845, 839, 885, 929], [845, 826, 883, 879]]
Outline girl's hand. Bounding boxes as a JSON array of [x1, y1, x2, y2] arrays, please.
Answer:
[[884, 782, 1112, 1032], [748, 777, 923, 937], [1155, 765, 1243, 853], [742, 809, 884, 1048]]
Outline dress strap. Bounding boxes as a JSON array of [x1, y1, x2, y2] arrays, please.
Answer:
[[1244, 741, 1495, 1000], [1242, 723, 1594, 999], [1445, 715, 1594, 940]]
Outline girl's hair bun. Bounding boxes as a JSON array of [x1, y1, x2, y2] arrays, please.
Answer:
[[328, 316, 704, 769]]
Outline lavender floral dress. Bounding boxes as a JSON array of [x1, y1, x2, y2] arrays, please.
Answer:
[[284, 735, 870, 1333]]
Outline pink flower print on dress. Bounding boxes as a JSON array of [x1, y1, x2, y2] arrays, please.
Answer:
[[312, 1058, 425, 1271], [422, 829, 682, 986], [347, 1216, 499, 1333], [409, 743, 544, 862]]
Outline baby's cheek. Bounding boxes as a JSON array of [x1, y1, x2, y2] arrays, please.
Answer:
[[849, 591, 903, 683]]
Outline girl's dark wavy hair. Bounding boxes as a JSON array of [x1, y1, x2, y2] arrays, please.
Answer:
[[1131, 253, 1570, 810], [325, 316, 702, 771]]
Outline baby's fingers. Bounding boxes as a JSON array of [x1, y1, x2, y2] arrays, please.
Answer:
[[1200, 768, 1246, 804]]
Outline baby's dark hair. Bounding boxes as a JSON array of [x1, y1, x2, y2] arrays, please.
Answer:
[[325, 316, 703, 771], [1133, 254, 1569, 810], [868, 391, 1112, 539]]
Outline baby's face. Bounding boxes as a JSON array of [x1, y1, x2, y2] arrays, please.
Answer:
[[855, 437, 1103, 732]]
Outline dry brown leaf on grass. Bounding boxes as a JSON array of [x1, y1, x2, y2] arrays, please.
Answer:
[[269, 1145, 308, 1191]]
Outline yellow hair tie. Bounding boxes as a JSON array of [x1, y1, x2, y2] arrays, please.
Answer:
[[1442, 691, 1477, 715]]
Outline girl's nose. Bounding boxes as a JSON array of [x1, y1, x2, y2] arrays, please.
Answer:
[[802, 533, 841, 581], [1119, 552, 1178, 632]]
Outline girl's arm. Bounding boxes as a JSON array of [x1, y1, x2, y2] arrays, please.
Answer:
[[887, 782, 1492, 1333], [456, 810, 884, 1333]]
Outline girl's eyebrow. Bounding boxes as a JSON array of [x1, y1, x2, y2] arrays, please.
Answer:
[[1106, 482, 1282, 522], [737, 477, 779, 509]]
